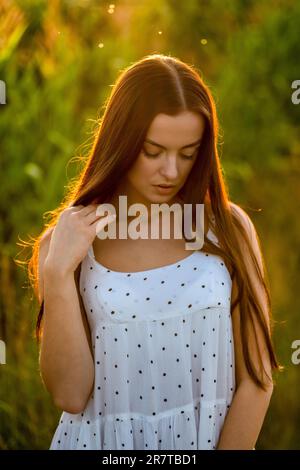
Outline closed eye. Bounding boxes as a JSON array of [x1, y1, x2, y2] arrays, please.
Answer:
[[142, 147, 199, 160]]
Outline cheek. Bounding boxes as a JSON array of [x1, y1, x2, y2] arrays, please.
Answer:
[[127, 155, 157, 183], [178, 161, 196, 184]]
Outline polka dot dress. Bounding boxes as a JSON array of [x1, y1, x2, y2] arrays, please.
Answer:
[[49, 226, 235, 450]]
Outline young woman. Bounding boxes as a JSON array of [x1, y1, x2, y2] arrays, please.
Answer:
[[28, 54, 281, 450]]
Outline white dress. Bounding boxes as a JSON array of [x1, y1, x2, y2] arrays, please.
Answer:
[[49, 227, 235, 450]]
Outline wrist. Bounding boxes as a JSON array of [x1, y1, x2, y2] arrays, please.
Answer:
[[44, 258, 75, 281]]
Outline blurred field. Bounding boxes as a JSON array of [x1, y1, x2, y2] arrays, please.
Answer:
[[0, 0, 300, 449]]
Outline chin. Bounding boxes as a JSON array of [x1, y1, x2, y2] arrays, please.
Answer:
[[149, 193, 175, 202]]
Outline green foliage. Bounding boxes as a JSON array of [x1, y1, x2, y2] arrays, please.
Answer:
[[0, 0, 299, 449]]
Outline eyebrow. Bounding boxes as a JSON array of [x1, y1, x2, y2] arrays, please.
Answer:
[[144, 138, 202, 149]]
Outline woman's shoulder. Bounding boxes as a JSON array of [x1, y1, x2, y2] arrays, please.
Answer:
[[229, 200, 249, 218], [228, 201, 256, 243], [228, 201, 264, 274], [205, 199, 256, 242]]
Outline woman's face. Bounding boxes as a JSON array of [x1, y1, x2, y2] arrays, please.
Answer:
[[124, 110, 206, 207]]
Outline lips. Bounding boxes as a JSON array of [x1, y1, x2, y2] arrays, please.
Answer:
[[156, 184, 175, 188], [153, 184, 176, 194]]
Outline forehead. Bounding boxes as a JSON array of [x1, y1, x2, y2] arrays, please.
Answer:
[[146, 111, 205, 146]]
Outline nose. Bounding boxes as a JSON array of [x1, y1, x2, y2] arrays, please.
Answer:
[[159, 154, 179, 181]]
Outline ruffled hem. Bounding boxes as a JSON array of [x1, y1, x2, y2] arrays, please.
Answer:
[[49, 398, 231, 450]]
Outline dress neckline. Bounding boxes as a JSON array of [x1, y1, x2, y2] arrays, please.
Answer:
[[87, 245, 203, 275], [87, 227, 215, 275]]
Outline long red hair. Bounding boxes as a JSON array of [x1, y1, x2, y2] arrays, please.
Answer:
[[23, 53, 281, 391]]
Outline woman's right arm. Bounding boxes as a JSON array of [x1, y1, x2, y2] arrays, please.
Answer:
[[38, 230, 95, 414], [37, 204, 116, 414]]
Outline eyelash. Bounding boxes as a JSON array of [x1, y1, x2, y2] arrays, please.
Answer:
[[142, 148, 197, 160]]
